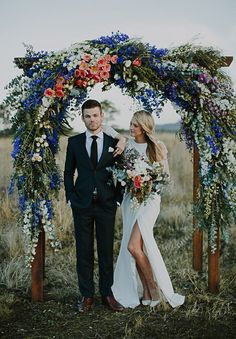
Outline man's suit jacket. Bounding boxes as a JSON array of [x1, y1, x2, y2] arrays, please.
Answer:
[[64, 132, 122, 209]]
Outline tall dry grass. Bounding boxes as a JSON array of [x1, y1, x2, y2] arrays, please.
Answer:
[[0, 133, 235, 328]]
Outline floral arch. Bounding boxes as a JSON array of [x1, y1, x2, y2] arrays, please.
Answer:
[[5, 32, 236, 267]]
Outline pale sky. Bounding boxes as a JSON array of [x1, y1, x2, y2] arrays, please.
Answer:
[[0, 0, 235, 129]]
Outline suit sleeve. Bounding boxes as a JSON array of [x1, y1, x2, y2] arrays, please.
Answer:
[[64, 138, 76, 202]]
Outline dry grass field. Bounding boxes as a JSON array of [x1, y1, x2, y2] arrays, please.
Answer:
[[0, 133, 235, 338]]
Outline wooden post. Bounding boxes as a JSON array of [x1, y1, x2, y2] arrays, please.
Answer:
[[31, 229, 45, 301], [208, 226, 220, 293], [192, 145, 203, 272]]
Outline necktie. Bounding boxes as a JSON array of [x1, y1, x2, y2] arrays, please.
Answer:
[[90, 135, 98, 168]]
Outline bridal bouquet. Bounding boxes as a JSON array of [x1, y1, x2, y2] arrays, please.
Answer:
[[108, 148, 169, 207]]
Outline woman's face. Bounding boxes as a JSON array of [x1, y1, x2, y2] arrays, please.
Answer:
[[129, 119, 143, 138]]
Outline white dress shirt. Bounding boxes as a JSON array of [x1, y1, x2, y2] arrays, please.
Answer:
[[85, 130, 104, 162]]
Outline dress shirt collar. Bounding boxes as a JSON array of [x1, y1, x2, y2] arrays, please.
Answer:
[[85, 129, 104, 139]]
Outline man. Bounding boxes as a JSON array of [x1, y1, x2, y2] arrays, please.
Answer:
[[64, 99, 124, 313]]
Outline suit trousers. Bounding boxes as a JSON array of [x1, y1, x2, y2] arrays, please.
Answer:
[[72, 202, 117, 297]]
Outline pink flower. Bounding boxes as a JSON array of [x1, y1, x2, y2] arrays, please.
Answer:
[[104, 54, 111, 63], [55, 90, 64, 98], [132, 58, 142, 67], [55, 84, 63, 91], [44, 88, 55, 97], [134, 175, 142, 189], [111, 55, 118, 64], [98, 58, 106, 66], [83, 54, 92, 62], [77, 69, 88, 78], [92, 74, 101, 83], [99, 71, 110, 80], [102, 63, 111, 72], [76, 79, 87, 88]]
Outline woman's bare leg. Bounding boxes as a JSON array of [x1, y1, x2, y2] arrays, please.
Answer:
[[136, 263, 151, 300], [128, 222, 160, 300]]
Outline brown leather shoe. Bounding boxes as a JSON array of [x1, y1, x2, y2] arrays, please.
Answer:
[[77, 297, 94, 313], [102, 296, 124, 311]]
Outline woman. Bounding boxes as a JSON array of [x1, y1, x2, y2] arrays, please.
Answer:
[[111, 110, 185, 308]]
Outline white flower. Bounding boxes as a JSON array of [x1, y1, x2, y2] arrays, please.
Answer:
[[114, 74, 120, 80], [124, 60, 132, 67], [136, 81, 145, 90]]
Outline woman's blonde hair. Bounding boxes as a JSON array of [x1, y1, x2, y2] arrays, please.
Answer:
[[132, 110, 166, 163]]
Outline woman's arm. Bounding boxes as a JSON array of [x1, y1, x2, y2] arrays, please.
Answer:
[[102, 125, 127, 156]]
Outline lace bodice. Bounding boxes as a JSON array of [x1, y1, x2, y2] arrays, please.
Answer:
[[126, 139, 147, 156]]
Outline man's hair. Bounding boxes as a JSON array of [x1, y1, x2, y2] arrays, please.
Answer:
[[81, 99, 102, 116]]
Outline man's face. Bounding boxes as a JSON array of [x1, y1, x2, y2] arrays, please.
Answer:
[[82, 106, 104, 133]]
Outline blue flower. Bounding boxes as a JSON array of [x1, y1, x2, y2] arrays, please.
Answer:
[[46, 200, 53, 220], [31, 200, 41, 227], [19, 195, 26, 212], [115, 78, 126, 88], [49, 173, 61, 190], [46, 129, 59, 154], [11, 137, 21, 159], [92, 31, 129, 49], [212, 119, 223, 140], [205, 135, 219, 155], [8, 178, 15, 195]]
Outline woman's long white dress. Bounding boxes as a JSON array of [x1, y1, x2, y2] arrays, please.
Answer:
[[112, 139, 185, 308]]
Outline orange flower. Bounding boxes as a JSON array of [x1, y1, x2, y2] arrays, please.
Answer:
[[133, 58, 142, 67], [56, 76, 65, 84], [90, 65, 99, 75], [44, 88, 55, 97], [79, 61, 89, 70]]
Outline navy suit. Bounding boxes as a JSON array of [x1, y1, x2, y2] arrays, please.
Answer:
[[64, 132, 122, 297]]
